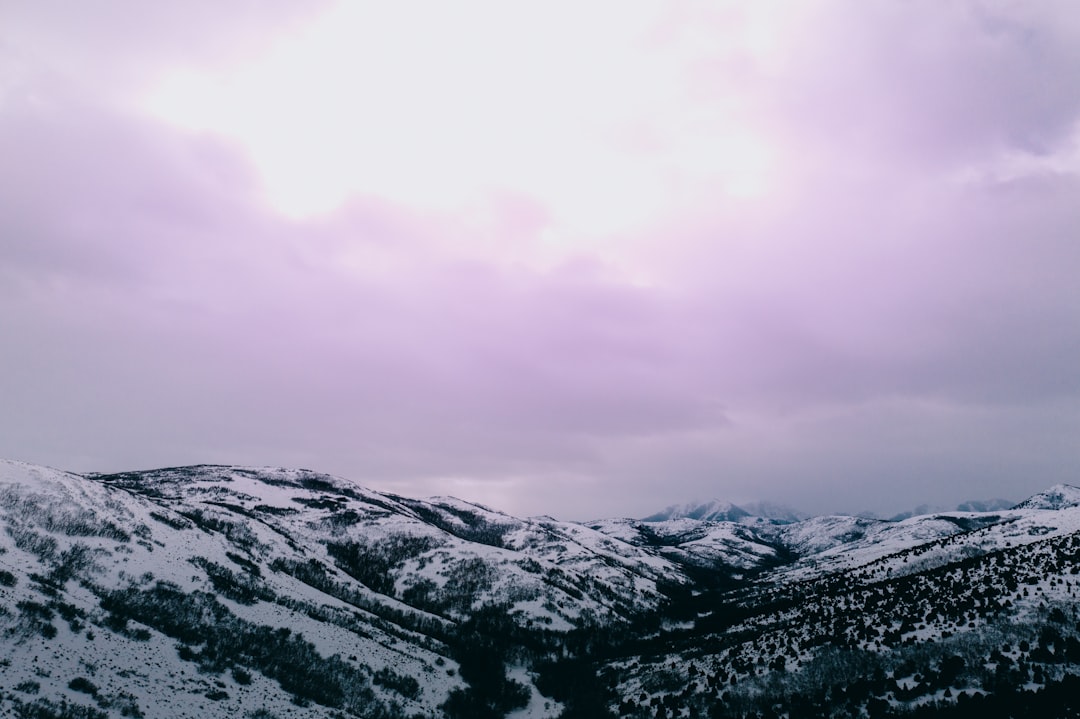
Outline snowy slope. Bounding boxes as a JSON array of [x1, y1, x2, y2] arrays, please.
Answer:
[[602, 505, 1080, 718], [1013, 483, 1080, 510], [4, 460, 1080, 719], [0, 461, 464, 718], [0, 460, 698, 719], [586, 516, 783, 573]]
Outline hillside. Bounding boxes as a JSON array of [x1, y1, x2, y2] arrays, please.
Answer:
[[2, 460, 1080, 718]]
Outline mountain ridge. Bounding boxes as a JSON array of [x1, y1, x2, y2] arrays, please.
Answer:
[[4, 459, 1080, 718], [639, 498, 809, 525]]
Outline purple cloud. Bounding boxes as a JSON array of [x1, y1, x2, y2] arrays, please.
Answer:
[[2, 1, 1079, 519]]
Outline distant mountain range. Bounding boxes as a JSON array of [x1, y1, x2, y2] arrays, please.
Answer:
[[3, 459, 1080, 718], [641, 499, 754, 523], [643, 496, 1019, 525], [954, 497, 1017, 513]]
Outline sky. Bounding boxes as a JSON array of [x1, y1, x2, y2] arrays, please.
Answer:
[[2, 0, 1079, 520]]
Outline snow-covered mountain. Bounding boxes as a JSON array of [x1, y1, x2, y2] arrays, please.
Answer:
[[0, 460, 687, 719], [3, 459, 1080, 718], [641, 498, 807, 525], [640, 499, 751, 523], [1013, 483, 1080, 511], [887, 496, 1017, 521]]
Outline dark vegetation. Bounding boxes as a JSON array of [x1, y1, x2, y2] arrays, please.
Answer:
[[395, 498, 516, 548], [585, 528, 1080, 718], [439, 607, 533, 719], [97, 582, 391, 714], [325, 535, 440, 596], [11, 699, 108, 719]]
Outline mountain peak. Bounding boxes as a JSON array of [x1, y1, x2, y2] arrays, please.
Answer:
[[1013, 483, 1080, 510], [641, 498, 810, 524], [641, 499, 749, 523]]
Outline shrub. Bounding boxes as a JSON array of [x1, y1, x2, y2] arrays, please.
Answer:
[[190, 557, 273, 605], [373, 667, 421, 698], [68, 677, 99, 696], [13, 698, 108, 719], [17, 601, 54, 620]]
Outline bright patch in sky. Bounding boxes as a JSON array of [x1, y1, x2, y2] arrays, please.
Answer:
[[142, 0, 775, 252]]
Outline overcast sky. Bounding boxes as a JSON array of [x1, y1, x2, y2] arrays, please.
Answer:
[[2, 1, 1079, 520]]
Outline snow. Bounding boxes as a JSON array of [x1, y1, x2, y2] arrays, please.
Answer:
[[641, 498, 750, 523], [505, 666, 563, 719], [1013, 484, 1080, 510], [5, 459, 1080, 718]]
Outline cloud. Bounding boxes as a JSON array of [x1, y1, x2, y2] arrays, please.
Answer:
[[748, 0, 1080, 167], [1, 0, 330, 98], [0, 78, 726, 488], [1, 0, 1079, 519], [0, 93, 259, 289]]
